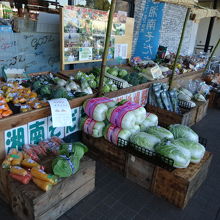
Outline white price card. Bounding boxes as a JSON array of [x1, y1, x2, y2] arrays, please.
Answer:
[[48, 98, 73, 128]]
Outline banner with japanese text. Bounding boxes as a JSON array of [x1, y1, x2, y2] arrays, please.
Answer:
[[133, 0, 165, 60]]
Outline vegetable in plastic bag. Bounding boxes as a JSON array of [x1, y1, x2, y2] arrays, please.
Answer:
[[194, 93, 206, 102], [81, 117, 105, 138], [52, 142, 88, 178], [146, 126, 174, 140], [103, 124, 131, 146], [107, 101, 146, 129], [128, 124, 140, 134], [171, 138, 205, 163], [140, 113, 158, 131], [155, 142, 191, 168], [130, 132, 161, 151], [118, 69, 128, 78], [83, 97, 116, 121], [169, 124, 199, 142]]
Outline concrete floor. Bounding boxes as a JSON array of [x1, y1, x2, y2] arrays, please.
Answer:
[[1, 108, 220, 220]]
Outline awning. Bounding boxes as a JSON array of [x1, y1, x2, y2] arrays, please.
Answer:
[[191, 8, 220, 22], [155, 0, 197, 8]]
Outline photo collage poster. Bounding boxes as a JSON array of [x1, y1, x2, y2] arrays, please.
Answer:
[[63, 6, 127, 63]]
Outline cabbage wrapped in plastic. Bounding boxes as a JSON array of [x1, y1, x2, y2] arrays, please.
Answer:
[[107, 107, 136, 130], [132, 106, 147, 124], [169, 124, 199, 142], [171, 138, 205, 163], [80, 117, 105, 138], [130, 132, 161, 152], [52, 142, 88, 177], [140, 113, 158, 131], [128, 124, 140, 135], [106, 101, 146, 129], [155, 142, 191, 168], [103, 124, 131, 146], [83, 97, 116, 121], [146, 126, 174, 141]]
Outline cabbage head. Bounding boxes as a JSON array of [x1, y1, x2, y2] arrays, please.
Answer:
[[130, 132, 161, 151], [132, 107, 147, 124], [155, 142, 191, 168], [169, 124, 199, 142], [140, 113, 158, 131], [146, 126, 174, 141], [106, 107, 136, 130], [171, 138, 205, 163]]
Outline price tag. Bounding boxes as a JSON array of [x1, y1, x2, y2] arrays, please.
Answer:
[[48, 98, 73, 128]]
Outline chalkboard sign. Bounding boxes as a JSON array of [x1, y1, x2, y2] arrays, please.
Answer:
[[133, 0, 165, 60], [0, 32, 60, 75]]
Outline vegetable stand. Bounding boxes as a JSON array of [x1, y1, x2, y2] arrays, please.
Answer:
[[0, 156, 95, 220]]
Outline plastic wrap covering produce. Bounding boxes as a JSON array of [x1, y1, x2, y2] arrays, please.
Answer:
[[155, 141, 191, 168], [130, 132, 161, 152], [146, 126, 174, 141], [107, 101, 147, 129], [80, 117, 105, 138], [169, 124, 199, 142], [171, 138, 205, 163], [83, 97, 116, 121], [103, 124, 131, 146], [140, 113, 158, 131], [52, 142, 88, 178], [148, 83, 180, 113]]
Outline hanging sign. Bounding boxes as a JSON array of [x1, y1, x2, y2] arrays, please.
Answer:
[[133, 0, 165, 60]]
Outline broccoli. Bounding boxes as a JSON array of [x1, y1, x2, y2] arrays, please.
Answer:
[[32, 80, 42, 91]]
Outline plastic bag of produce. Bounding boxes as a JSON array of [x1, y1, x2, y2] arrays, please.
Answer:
[[140, 113, 158, 131], [155, 142, 191, 168], [107, 101, 146, 129], [52, 142, 88, 178], [130, 132, 161, 152], [169, 124, 199, 142], [146, 126, 174, 140], [103, 124, 131, 146], [171, 138, 205, 163], [128, 124, 140, 135], [83, 97, 116, 121], [81, 117, 105, 138]]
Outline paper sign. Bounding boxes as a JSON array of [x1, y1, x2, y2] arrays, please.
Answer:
[[48, 98, 73, 128], [114, 44, 128, 59], [79, 47, 93, 61]]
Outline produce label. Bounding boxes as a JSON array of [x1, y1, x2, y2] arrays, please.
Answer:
[[107, 125, 121, 145], [83, 118, 96, 135], [85, 97, 112, 119], [110, 102, 140, 127]]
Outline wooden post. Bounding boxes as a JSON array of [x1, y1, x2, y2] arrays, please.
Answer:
[[169, 8, 191, 90], [97, 0, 117, 96], [203, 37, 220, 74]]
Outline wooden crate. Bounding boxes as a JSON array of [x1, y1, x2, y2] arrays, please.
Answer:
[[195, 100, 209, 123], [82, 133, 127, 175], [126, 154, 156, 190], [151, 152, 212, 208], [4, 156, 95, 220], [146, 104, 197, 127]]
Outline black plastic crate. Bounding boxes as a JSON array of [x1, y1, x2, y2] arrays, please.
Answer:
[[105, 76, 124, 89], [117, 137, 129, 148], [129, 142, 175, 171], [178, 100, 194, 109]]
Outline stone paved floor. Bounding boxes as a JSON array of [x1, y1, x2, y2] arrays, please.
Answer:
[[1, 108, 220, 220]]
